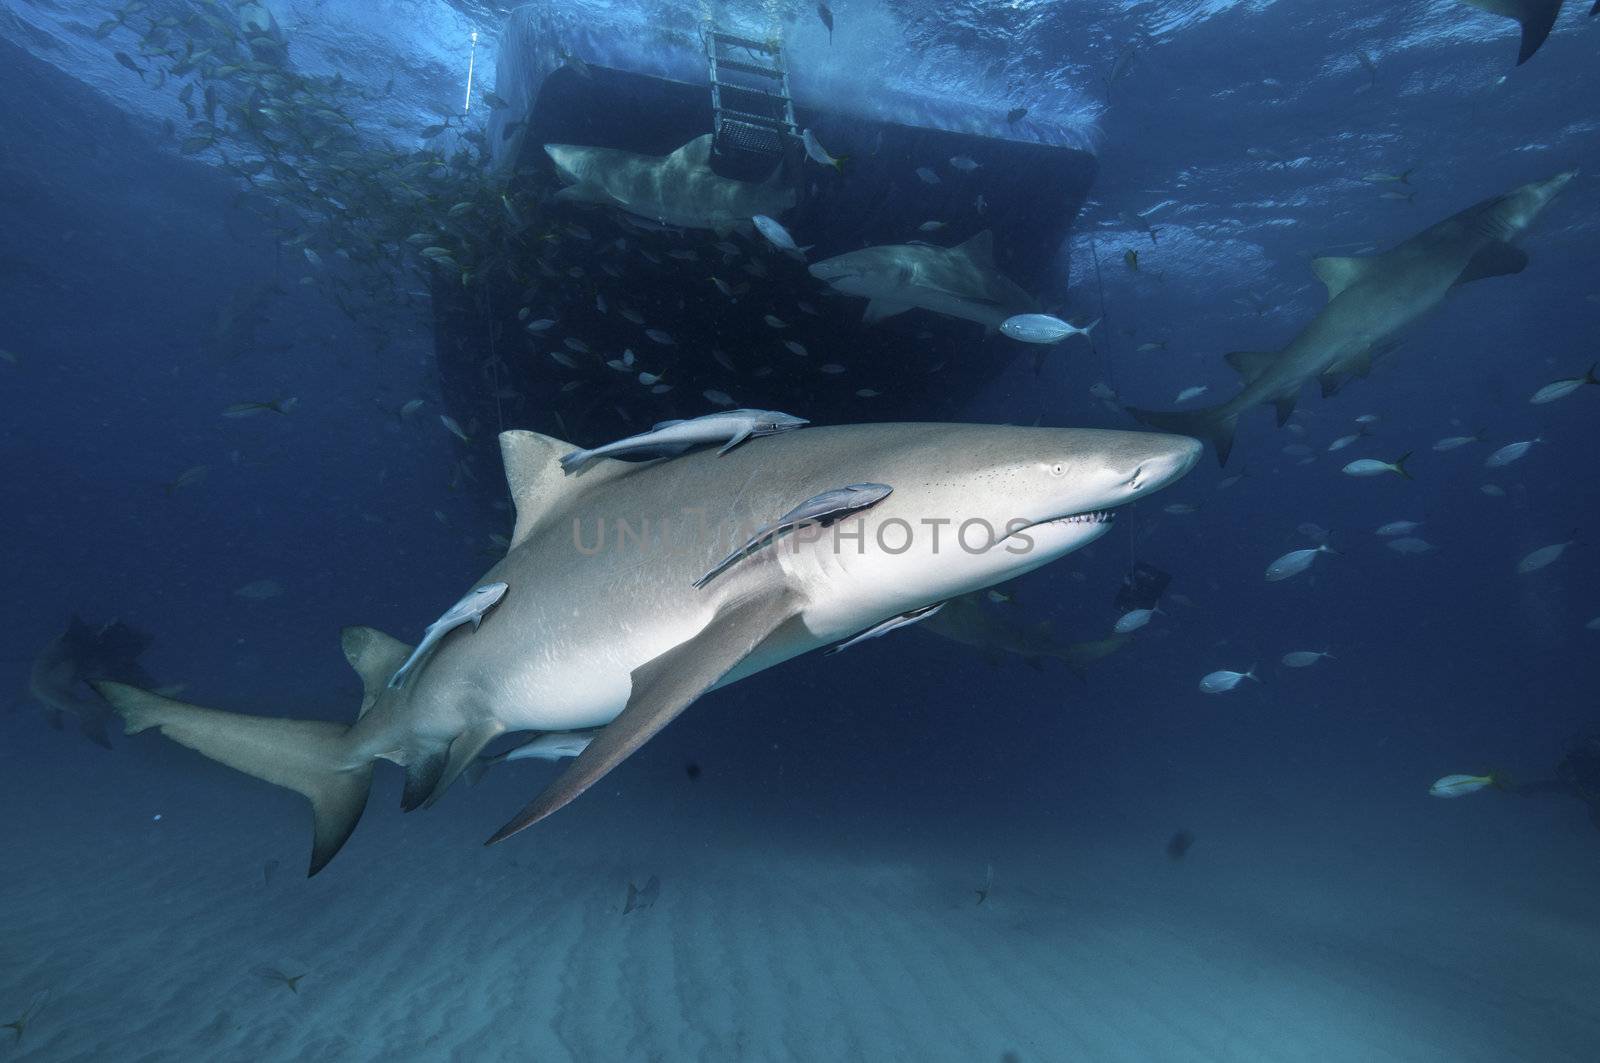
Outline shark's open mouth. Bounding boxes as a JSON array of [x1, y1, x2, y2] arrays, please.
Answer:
[[1045, 509, 1117, 526]]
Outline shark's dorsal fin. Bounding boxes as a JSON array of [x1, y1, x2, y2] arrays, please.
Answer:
[[341, 626, 413, 717], [1454, 241, 1528, 286], [955, 229, 996, 265], [1310, 256, 1373, 299], [501, 430, 630, 550], [669, 134, 714, 168], [1224, 350, 1276, 382]]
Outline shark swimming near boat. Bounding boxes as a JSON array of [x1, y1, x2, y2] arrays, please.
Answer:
[[807, 231, 1038, 329], [544, 134, 796, 233], [1128, 169, 1574, 465], [92, 422, 1199, 875], [27, 615, 159, 748]]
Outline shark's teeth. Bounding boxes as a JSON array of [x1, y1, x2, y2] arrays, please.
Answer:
[[1052, 509, 1116, 525]]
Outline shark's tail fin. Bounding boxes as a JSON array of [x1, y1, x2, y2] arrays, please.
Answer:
[[91, 681, 371, 876], [1125, 403, 1239, 467]]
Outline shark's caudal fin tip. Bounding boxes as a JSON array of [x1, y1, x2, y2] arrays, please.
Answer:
[[1125, 405, 1237, 467]]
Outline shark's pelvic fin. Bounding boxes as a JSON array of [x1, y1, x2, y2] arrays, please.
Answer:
[[1454, 241, 1529, 286], [91, 680, 372, 876], [1224, 349, 1277, 383], [1310, 255, 1374, 300], [422, 721, 506, 809], [1126, 403, 1239, 467], [1319, 373, 1347, 398], [485, 587, 803, 844], [340, 625, 413, 718], [1458, 0, 1565, 64]]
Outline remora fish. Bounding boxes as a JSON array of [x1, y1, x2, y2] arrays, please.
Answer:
[[93, 423, 1199, 874], [560, 409, 809, 474], [826, 602, 945, 654], [1128, 170, 1574, 465], [693, 484, 894, 589], [808, 231, 1038, 329], [544, 135, 795, 232], [28, 616, 158, 748], [388, 583, 509, 689], [465, 729, 599, 784]]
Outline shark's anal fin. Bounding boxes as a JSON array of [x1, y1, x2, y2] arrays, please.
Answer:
[[341, 626, 413, 717], [485, 588, 803, 844], [1272, 394, 1298, 427], [1224, 350, 1276, 382], [422, 721, 506, 809], [1310, 255, 1374, 300], [1454, 241, 1529, 286], [862, 299, 910, 325]]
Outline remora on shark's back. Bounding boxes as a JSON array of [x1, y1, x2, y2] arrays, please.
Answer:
[[93, 422, 1199, 875], [1128, 170, 1573, 465]]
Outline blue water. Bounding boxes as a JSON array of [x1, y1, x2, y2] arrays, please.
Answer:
[[3, 1, 1599, 1060]]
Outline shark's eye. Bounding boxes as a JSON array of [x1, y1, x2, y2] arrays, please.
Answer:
[[1050, 462, 1066, 477]]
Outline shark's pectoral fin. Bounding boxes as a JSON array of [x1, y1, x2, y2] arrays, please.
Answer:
[[1224, 349, 1276, 382], [1310, 255, 1374, 300], [1454, 241, 1529, 286], [863, 299, 910, 325], [485, 588, 803, 844]]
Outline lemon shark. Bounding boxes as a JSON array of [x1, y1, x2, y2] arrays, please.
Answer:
[[543, 134, 795, 232], [1129, 170, 1574, 465], [93, 422, 1199, 875], [807, 231, 1038, 328]]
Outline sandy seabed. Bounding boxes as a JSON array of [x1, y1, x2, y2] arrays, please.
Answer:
[[4, 735, 1599, 1063]]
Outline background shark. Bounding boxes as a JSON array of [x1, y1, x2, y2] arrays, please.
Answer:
[[543, 134, 795, 232], [27, 616, 158, 748], [807, 230, 1038, 329], [918, 592, 1132, 677], [1129, 169, 1574, 465], [93, 422, 1199, 874]]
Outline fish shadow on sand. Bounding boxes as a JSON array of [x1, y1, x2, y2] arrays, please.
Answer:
[[4, 990, 50, 1044], [251, 966, 306, 995]]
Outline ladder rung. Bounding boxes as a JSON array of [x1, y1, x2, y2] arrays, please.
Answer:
[[715, 82, 787, 103], [719, 109, 794, 130], [715, 58, 783, 78], [710, 31, 775, 53]]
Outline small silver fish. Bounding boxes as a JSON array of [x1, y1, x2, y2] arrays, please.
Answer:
[[1198, 667, 1258, 693], [753, 215, 810, 259]]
